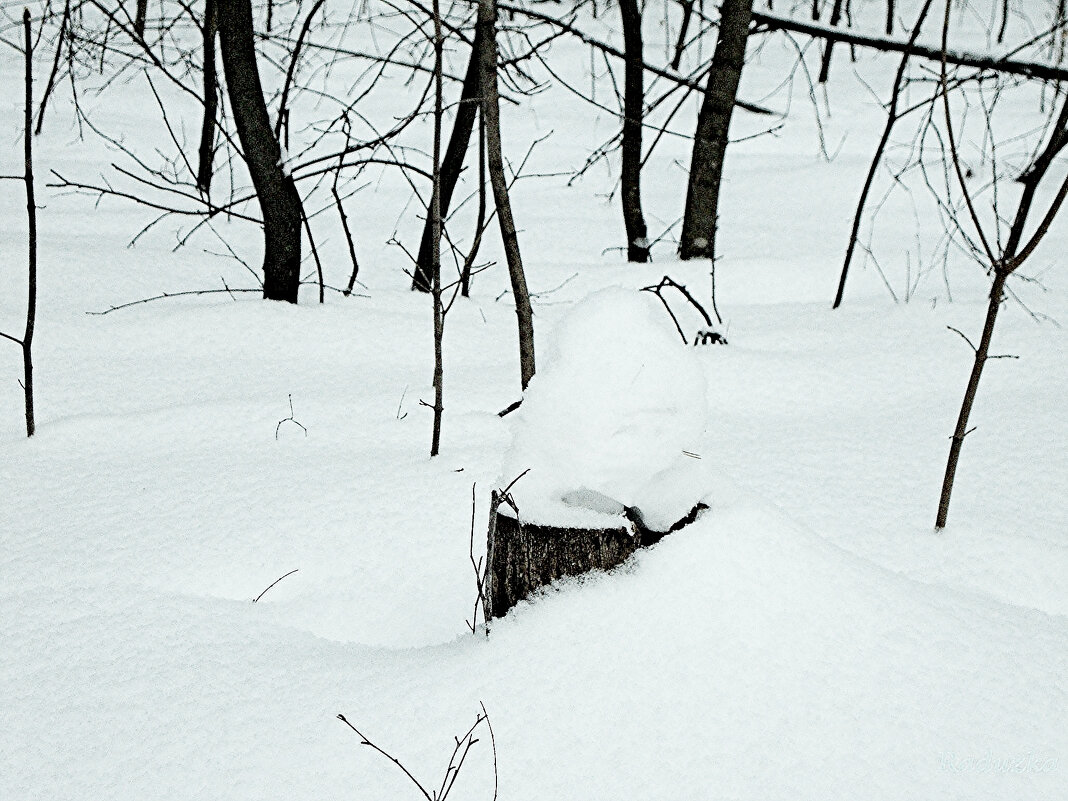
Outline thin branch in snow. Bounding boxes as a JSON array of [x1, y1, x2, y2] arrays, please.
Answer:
[[276, 394, 308, 440], [252, 569, 299, 603]]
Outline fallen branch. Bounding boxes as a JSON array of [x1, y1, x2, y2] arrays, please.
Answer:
[[753, 10, 1068, 83]]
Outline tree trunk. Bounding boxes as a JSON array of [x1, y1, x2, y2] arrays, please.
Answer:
[[23, 9, 36, 437], [217, 0, 304, 302], [679, 0, 754, 261], [935, 94, 1068, 529], [833, 0, 933, 309], [430, 0, 445, 456], [670, 0, 695, 70], [412, 30, 483, 292], [197, 0, 218, 195], [486, 504, 639, 619], [935, 270, 1006, 529], [134, 0, 148, 38], [619, 0, 650, 262], [478, 0, 535, 389], [817, 0, 845, 83]]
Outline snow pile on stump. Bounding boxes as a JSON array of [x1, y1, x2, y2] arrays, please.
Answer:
[[501, 287, 712, 532]]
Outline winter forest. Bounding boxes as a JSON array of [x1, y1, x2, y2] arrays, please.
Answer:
[[1, 0, 1065, 798]]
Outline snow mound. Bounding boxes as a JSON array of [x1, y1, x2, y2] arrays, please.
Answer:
[[501, 287, 711, 529]]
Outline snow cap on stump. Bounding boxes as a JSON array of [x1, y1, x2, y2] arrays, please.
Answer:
[[501, 287, 710, 531]]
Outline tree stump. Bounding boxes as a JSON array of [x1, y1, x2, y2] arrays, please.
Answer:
[[486, 501, 640, 620]]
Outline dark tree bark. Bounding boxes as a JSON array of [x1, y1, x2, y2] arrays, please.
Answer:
[[936, 271, 1006, 529], [619, 0, 650, 262], [430, 0, 445, 457], [217, 0, 304, 302], [934, 11, 1068, 529], [2, 11, 38, 436], [817, 0, 845, 83], [670, 0, 695, 71], [478, 0, 535, 389], [936, 103, 1068, 530], [274, 0, 327, 142], [486, 505, 639, 619], [996, 0, 1009, 44], [35, 0, 70, 135], [679, 0, 754, 261], [23, 10, 36, 436], [412, 30, 483, 292], [196, 0, 218, 194], [134, 0, 148, 38], [459, 110, 486, 298], [485, 495, 707, 619]]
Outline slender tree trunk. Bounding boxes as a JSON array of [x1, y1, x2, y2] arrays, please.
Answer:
[[935, 270, 1006, 529], [197, 0, 218, 194], [935, 8, 1068, 528], [818, 0, 846, 83], [679, 0, 754, 261], [619, 0, 650, 262], [35, 0, 70, 135], [833, 0, 933, 308], [478, 0, 535, 389], [412, 30, 483, 292], [460, 109, 486, 298], [23, 9, 37, 437], [275, 0, 327, 142], [671, 0, 695, 71], [217, 0, 304, 302], [430, 0, 445, 456], [134, 0, 148, 38]]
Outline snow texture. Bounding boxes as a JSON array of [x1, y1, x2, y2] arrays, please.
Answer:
[[501, 287, 712, 530], [1, 2, 1066, 799]]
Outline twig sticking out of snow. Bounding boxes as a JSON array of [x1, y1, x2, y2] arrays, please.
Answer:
[[252, 569, 299, 603], [336, 706, 495, 801], [275, 394, 307, 440], [467, 483, 489, 635], [641, 275, 724, 344]]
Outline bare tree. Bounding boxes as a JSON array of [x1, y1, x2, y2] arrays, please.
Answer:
[[478, 0, 535, 390], [430, 0, 446, 456], [934, 2, 1068, 529], [134, 0, 148, 38], [197, 0, 218, 195], [412, 30, 483, 292], [1, 10, 39, 437], [679, 0, 755, 261], [619, 0, 650, 262], [833, 0, 935, 308], [217, 0, 305, 302]]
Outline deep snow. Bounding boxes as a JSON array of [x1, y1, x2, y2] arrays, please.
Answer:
[[2, 2, 1066, 799]]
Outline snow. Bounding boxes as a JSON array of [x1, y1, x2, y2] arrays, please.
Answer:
[[501, 287, 711, 530], [2, 2, 1066, 799]]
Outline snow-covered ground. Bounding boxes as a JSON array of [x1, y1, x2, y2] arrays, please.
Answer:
[[2, 2, 1065, 799]]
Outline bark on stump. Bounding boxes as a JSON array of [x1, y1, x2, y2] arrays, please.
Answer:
[[486, 507, 639, 620]]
